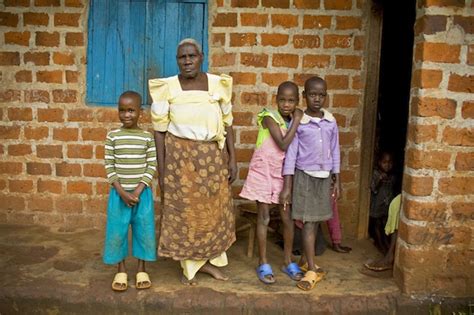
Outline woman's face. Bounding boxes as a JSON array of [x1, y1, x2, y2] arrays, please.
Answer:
[[177, 43, 203, 79]]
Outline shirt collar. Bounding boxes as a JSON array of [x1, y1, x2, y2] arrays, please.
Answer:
[[300, 109, 335, 124]]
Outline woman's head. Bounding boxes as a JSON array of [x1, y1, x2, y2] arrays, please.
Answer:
[[276, 81, 299, 117], [176, 38, 203, 79]]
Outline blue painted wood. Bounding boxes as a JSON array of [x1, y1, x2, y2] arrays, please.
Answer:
[[87, 0, 208, 106]]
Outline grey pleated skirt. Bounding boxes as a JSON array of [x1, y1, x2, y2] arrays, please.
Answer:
[[291, 169, 333, 222]]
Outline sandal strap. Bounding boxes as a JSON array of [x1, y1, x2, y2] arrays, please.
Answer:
[[136, 272, 150, 283], [286, 262, 303, 276], [257, 263, 273, 277], [113, 272, 127, 284]]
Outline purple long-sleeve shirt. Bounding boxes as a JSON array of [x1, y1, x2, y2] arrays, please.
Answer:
[[282, 110, 341, 176]]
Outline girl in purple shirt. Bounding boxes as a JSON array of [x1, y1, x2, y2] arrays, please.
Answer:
[[280, 76, 341, 291]]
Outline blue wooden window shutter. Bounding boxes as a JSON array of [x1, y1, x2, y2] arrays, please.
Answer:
[[86, 0, 208, 106]]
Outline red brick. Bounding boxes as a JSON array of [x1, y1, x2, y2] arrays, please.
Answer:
[[24, 90, 50, 103], [5, 31, 30, 46], [323, 34, 352, 48], [462, 100, 474, 118], [230, 33, 257, 47], [211, 33, 225, 46], [418, 0, 464, 7], [241, 53, 268, 68], [84, 164, 106, 178], [293, 35, 320, 48], [0, 194, 25, 211], [15, 70, 32, 83], [240, 13, 268, 27], [96, 108, 119, 123], [56, 197, 83, 213], [65, 0, 83, 7], [261, 33, 289, 47], [354, 35, 364, 50], [0, 52, 20, 65], [37, 70, 62, 83], [82, 127, 107, 141], [239, 167, 249, 180], [53, 52, 75, 65], [335, 55, 361, 69], [4, 0, 30, 6], [439, 176, 474, 195], [8, 108, 32, 121], [9, 179, 33, 193], [339, 132, 356, 145], [411, 69, 442, 89], [95, 145, 105, 159], [212, 13, 237, 27], [333, 113, 347, 126], [336, 16, 362, 30], [453, 15, 473, 34], [54, 13, 80, 27], [333, 94, 359, 107], [411, 97, 456, 119], [231, 0, 258, 7], [67, 144, 93, 159], [293, 73, 314, 86], [236, 148, 254, 162], [240, 130, 258, 144], [407, 123, 437, 144], [0, 126, 20, 139], [53, 127, 79, 141], [325, 75, 349, 90], [271, 14, 298, 28], [448, 74, 473, 93], [229, 72, 256, 85], [36, 214, 65, 226], [303, 15, 332, 29], [0, 12, 18, 27], [28, 196, 53, 212], [65, 70, 79, 83], [233, 112, 253, 126], [414, 15, 447, 35], [96, 182, 109, 195], [35, 0, 60, 5], [406, 148, 451, 170], [403, 198, 447, 222], [348, 151, 360, 165], [38, 108, 64, 122], [455, 152, 474, 171], [84, 197, 107, 214], [24, 126, 49, 140], [23, 12, 49, 26], [398, 246, 447, 274], [262, 0, 289, 8], [0, 90, 21, 103], [324, 0, 352, 10], [56, 163, 81, 177], [67, 108, 94, 122], [403, 174, 433, 196], [415, 42, 460, 63], [400, 221, 470, 247], [272, 54, 299, 68], [241, 92, 267, 106], [262, 73, 289, 86], [0, 180, 5, 191], [211, 53, 236, 67], [302, 55, 331, 69], [67, 181, 92, 195], [65, 215, 95, 228], [37, 179, 62, 194], [294, 0, 320, 9], [52, 89, 77, 103], [352, 75, 363, 90], [8, 144, 32, 156], [442, 127, 473, 146], [26, 162, 51, 175], [65, 32, 83, 46], [468, 45, 474, 66], [451, 202, 474, 223], [36, 32, 60, 47], [37, 144, 63, 158], [24, 52, 49, 65]]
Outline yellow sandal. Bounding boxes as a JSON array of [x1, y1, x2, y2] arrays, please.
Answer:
[[136, 272, 151, 289], [296, 270, 325, 291], [111, 272, 128, 291]]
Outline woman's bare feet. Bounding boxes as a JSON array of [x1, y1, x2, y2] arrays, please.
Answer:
[[199, 263, 229, 281]]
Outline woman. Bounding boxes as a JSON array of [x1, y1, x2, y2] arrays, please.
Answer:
[[149, 38, 237, 284]]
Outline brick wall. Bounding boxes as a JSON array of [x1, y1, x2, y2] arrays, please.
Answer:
[[209, 0, 366, 238], [394, 0, 473, 297]]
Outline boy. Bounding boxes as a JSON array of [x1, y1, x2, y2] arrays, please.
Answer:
[[103, 91, 157, 291]]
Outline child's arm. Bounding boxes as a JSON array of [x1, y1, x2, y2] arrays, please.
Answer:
[[279, 175, 293, 210], [280, 130, 300, 207], [263, 108, 303, 151], [112, 181, 138, 207]]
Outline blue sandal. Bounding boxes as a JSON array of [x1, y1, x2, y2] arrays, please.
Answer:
[[256, 263, 275, 284], [281, 262, 304, 281]]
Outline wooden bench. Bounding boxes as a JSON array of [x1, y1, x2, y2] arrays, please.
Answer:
[[236, 203, 280, 258]]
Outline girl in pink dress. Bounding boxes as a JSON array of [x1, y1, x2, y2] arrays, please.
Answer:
[[240, 81, 303, 284]]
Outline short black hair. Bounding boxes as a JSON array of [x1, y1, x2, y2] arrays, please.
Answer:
[[119, 91, 142, 106], [304, 76, 326, 91], [277, 81, 299, 97]]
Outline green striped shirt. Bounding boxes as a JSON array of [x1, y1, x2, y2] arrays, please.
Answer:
[[104, 128, 157, 190]]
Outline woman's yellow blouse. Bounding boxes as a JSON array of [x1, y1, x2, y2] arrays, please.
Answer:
[[149, 73, 233, 149]]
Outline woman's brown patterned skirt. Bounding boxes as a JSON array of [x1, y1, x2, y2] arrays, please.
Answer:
[[157, 133, 236, 261]]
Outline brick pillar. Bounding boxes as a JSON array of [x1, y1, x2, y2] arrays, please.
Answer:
[[395, 0, 473, 297]]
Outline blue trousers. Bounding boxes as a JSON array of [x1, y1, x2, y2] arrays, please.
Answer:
[[103, 187, 157, 265]]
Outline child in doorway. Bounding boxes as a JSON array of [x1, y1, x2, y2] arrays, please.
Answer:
[[103, 91, 157, 291], [369, 151, 395, 254], [280, 76, 341, 291], [240, 81, 304, 284]]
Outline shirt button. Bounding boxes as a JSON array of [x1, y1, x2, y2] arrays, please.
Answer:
[[319, 139, 322, 142]]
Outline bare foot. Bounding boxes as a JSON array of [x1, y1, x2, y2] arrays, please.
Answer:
[[364, 257, 393, 271], [199, 263, 229, 281], [181, 275, 198, 286], [332, 243, 352, 253]]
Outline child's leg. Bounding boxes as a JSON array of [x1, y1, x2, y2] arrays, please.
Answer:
[[256, 201, 271, 265], [278, 204, 294, 266], [302, 222, 318, 272], [373, 218, 386, 253]]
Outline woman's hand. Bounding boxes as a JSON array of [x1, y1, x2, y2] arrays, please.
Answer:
[[228, 157, 237, 184]]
